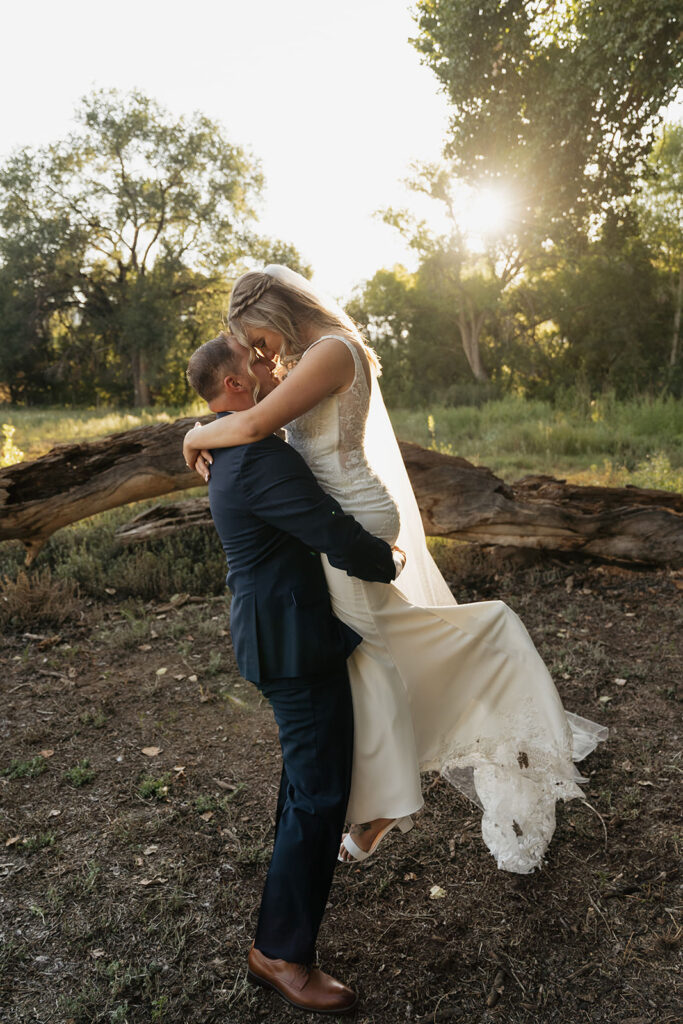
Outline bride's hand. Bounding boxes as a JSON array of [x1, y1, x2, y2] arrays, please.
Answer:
[[195, 449, 213, 483], [183, 423, 213, 482]]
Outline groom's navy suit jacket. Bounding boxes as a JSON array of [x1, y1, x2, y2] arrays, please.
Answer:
[[208, 420, 396, 683]]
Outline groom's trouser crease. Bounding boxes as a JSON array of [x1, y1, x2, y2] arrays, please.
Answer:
[[253, 667, 353, 964]]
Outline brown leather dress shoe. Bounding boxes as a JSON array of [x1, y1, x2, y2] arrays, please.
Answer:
[[247, 944, 358, 1014]]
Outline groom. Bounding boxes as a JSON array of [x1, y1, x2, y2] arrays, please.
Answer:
[[186, 333, 400, 1014]]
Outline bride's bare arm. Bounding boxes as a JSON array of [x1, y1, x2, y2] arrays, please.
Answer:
[[183, 338, 355, 473]]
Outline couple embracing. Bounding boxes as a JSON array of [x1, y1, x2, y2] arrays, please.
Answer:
[[184, 266, 606, 1015]]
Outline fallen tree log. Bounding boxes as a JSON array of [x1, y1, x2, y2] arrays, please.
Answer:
[[114, 442, 683, 567], [0, 415, 213, 561], [1, 424, 681, 566], [398, 443, 683, 566]]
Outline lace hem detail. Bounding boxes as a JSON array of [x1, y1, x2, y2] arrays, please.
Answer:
[[438, 713, 606, 873]]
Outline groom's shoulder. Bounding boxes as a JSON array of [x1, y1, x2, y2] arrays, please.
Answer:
[[240, 433, 306, 474], [211, 433, 286, 467]]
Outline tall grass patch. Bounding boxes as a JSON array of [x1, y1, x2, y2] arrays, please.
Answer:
[[0, 500, 227, 606], [3, 401, 205, 459], [390, 395, 683, 486], [0, 567, 82, 631]]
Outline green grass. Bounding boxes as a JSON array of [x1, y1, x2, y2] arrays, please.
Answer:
[[19, 831, 56, 856], [2, 756, 47, 780], [63, 759, 96, 787], [0, 499, 226, 607], [1, 400, 205, 459], [3, 394, 680, 485], [3, 394, 682, 486], [138, 774, 172, 801], [390, 395, 683, 486]]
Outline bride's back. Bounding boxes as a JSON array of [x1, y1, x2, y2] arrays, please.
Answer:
[[285, 335, 400, 545]]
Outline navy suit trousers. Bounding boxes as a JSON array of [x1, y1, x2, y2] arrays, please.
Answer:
[[253, 666, 354, 963]]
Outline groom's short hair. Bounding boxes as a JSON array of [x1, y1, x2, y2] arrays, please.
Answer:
[[186, 332, 245, 401]]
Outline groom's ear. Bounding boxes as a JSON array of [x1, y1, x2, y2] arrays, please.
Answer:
[[223, 374, 248, 394]]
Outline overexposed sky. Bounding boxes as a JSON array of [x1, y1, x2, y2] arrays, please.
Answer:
[[1, 0, 450, 299]]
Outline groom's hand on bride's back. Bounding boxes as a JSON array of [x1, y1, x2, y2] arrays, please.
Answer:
[[391, 546, 406, 578]]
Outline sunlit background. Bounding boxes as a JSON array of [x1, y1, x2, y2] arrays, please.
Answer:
[[1, 0, 451, 297]]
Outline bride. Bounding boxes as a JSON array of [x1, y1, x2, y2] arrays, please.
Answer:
[[183, 265, 607, 874]]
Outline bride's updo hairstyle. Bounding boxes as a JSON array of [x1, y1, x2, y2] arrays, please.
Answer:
[[228, 266, 379, 380]]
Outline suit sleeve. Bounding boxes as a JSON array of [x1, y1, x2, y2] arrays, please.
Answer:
[[238, 439, 396, 583]]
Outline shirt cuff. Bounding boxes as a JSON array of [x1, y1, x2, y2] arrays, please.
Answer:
[[392, 550, 405, 579]]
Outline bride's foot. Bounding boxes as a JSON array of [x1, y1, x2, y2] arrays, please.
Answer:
[[338, 816, 414, 863]]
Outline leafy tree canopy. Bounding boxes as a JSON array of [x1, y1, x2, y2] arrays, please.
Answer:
[[0, 89, 306, 405], [413, 0, 683, 237]]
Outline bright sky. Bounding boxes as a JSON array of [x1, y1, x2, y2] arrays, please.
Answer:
[[1, 0, 450, 300]]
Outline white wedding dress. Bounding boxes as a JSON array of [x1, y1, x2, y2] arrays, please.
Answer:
[[285, 334, 607, 874]]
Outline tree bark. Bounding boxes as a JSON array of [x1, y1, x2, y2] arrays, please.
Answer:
[[131, 350, 151, 407], [0, 415, 213, 561], [670, 264, 682, 369], [2, 423, 678, 566], [457, 308, 489, 381]]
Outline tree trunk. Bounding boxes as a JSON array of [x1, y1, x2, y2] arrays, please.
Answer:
[[457, 309, 489, 381], [0, 415, 213, 561], [670, 264, 682, 369], [131, 350, 151, 407], [1, 425, 681, 567]]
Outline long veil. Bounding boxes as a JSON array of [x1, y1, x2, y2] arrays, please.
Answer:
[[265, 264, 454, 607], [364, 379, 455, 607]]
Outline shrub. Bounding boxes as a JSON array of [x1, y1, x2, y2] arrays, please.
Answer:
[[138, 774, 171, 800], [0, 508, 226, 604], [0, 567, 82, 632], [2, 756, 47, 780], [63, 759, 96, 787]]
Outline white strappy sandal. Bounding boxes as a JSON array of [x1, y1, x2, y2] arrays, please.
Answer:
[[338, 815, 414, 863]]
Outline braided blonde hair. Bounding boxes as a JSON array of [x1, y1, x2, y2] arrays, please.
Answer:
[[228, 269, 379, 398], [228, 273, 275, 323]]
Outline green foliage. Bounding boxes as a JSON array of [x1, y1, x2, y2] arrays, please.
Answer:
[[368, 158, 532, 387], [350, 262, 504, 403], [390, 394, 683, 483], [498, 212, 673, 398], [358, 197, 677, 400], [18, 831, 56, 856], [5, 402, 204, 460], [79, 709, 108, 729], [413, 0, 683, 236], [138, 774, 171, 800], [637, 122, 683, 387], [2, 756, 47, 780], [63, 759, 96, 787], [193, 793, 230, 814], [0, 500, 227, 604], [150, 995, 170, 1023], [0, 88, 303, 407]]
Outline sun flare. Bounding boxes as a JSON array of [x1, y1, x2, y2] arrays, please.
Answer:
[[458, 184, 513, 248]]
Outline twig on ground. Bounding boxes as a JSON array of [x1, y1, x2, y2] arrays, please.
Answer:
[[485, 969, 507, 1008], [432, 988, 458, 1023], [580, 799, 608, 854]]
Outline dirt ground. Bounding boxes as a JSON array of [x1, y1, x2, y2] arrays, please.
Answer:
[[1, 551, 681, 1024]]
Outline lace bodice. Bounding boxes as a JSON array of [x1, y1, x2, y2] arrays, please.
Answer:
[[285, 335, 400, 544]]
